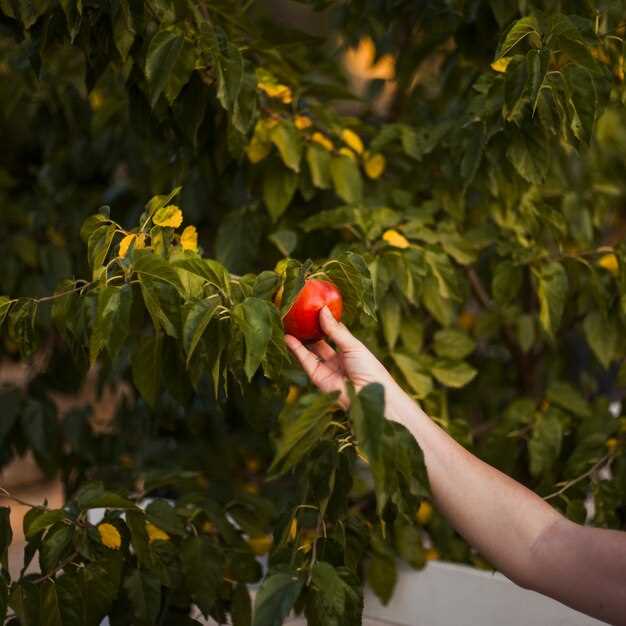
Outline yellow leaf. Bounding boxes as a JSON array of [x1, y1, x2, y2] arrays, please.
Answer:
[[364, 152, 386, 179], [243, 482, 259, 495], [607, 437, 620, 453], [202, 521, 216, 535], [458, 310, 476, 331], [311, 131, 334, 152], [490, 57, 512, 73], [180, 225, 198, 252], [119, 234, 136, 258], [416, 500, 433, 525], [153, 205, 183, 228], [89, 89, 104, 111], [97, 523, 122, 550], [294, 115, 312, 130], [340, 129, 364, 154], [246, 135, 272, 163], [425, 548, 440, 561], [338, 147, 357, 161], [382, 229, 410, 249], [286, 384, 299, 405], [135, 233, 146, 250], [258, 82, 292, 103], [288, 518, 298, 541], [248, 534, 273, 556], [245, 456, 260, 473], [146, 522, 170, 543], [597, 253, 619, 275]]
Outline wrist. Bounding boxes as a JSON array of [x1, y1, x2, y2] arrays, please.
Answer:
[[385, 382, 422, 425]]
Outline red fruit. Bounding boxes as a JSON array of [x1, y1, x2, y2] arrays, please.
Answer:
[[282, 279, 343, 342]]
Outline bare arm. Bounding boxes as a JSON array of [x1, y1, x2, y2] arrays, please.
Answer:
[[285, 307, 626, 626]]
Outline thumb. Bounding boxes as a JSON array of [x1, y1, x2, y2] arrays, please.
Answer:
[[319, 306, 358, 350]]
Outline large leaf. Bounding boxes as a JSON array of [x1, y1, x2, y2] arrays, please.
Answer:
[[529, 412, 563, 477], [181, 536, 224, 617], [306, 144, 332, 189], [535, 261, 568, 338], [124, 569, 162, 624], [263, 166, 298, 222], [252, 573, 303, 626], [0, 507, 12, 571], [145, 27, 187, 107], [89, 284, 133, 364], [584, 311, 617, 369], [433, 329, 475, 360], [183, 296, 220, 365], [330, 155, 363, 203], [497, 16, 541, 58], [232, 298, 275, 380], [349, 384, 387, 514], [430, 360, 477, 388], [270, 121, 303, 172], [133, 250, 183, 294], [269, 392, 338, 477], [131, 334, 163, 408], [392, 353, 433, 399]]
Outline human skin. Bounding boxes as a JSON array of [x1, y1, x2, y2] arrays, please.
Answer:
[[284, 306, 626, 626]]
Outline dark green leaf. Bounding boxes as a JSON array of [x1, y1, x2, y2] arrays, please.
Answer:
[[584, 311, 617, 369], [270, 121, 303, 172], [124, 569, 162, 624], [263, 166, 298, 222], [132, 334, 163, 408], [330, 155, 363, 203], [232, 298, 275, 380], [252, 573, 302, 626]]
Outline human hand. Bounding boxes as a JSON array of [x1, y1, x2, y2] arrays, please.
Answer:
[[284, 306, 409, 418]]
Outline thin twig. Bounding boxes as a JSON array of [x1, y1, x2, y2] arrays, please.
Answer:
[[32, 551, 79, 583], [543, 453, 611, 501], [0, 487, 49, 510]]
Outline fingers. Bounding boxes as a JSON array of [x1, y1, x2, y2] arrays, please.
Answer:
[[284, 335, 324, 379], [309, 340, 335, 361], [319, 306, 359, 351]]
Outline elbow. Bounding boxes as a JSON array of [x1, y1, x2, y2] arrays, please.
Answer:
[[511, 515, 565, 592]]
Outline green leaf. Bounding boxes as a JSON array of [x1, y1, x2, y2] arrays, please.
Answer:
[[134, 249, 184, 294], [300, 206, 361, 233], [433, 329, 475, 360], [232, 583, 252, 626], [145, 500, 185, 536], [112, 0, 135, 62], [0, 297, 12, 330], [394, 519, 425, 568], [232, 298, 274, 380], [263, 166, 298, 222], [330, 155, 363, 203], [40, 525, 73, 573], [367, 554, 396, 605], [181, 536, 224, 617], [431, 360, 477, 388], [546, 381, 590, 418], [535, 262, 568, 338], [125, 511, 152, 568], [349, 384, 387, 514], [516, 314, 535, 352], [492, 261, 523, 305], [252, 573, 303, 626], [59, 0, 82, 42], [183, 296, 220, 366], [529, 412, 563, 477], [81, 555, 123, 623], [124, 569, 162, 624], [268, 230, 297, 257], [75, 482, 137, 510], [306, 144, 332, 189], [269, 392, 338, 477], [584, 311, 617, 369], [132, 334, 163, 408], [497, 16, 541, 58], [90, 284, 133, 364], [391, 353, 433, 399], [0, 507, 12, 571], [270, 121, 303, 172], [145, 27, 187, 107], [24, 509, 66, 540], [87, 224, 116, 273], [380, 294, 401, 349], [506, 131, 549, 184]]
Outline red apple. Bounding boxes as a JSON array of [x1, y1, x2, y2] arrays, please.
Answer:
[[281, 279, 343, 342]]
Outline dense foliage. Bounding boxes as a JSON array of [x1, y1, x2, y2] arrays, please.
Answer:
[[1, 0, 626, 624]]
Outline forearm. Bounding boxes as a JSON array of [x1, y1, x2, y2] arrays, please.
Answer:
[[386, 387, 561, 586]]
